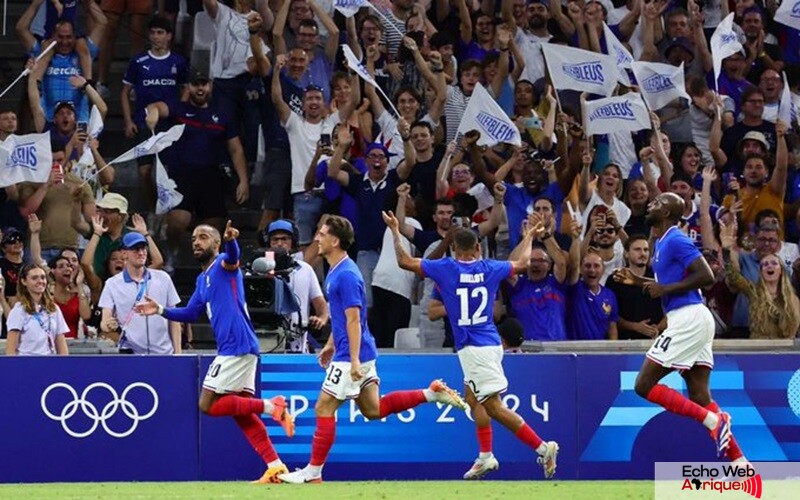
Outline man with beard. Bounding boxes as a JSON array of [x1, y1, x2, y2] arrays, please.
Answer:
[[136, 221, 296, 484], [503, 0, 552, 84], [741, 7, 783, 85], [567, 251, 618, 340], [716, 87, 776, 175], [403, 121, 445, 204], [581, 207, 625, 285], [608, 235, 665, 340], [145, 72, 250, 264], [612, 192, 743, 464], [721, 120, 788, 232], [99, 232, 180, 354]]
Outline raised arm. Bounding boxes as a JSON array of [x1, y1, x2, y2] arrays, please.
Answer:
[[383, 211, 424, 276], [394, 183, 416, 241], [395, 117, 417, 180], [769, 119, 789, 198], [550, 0, 576, 38], [699, 165, 719, 251], [436, 141, 461, 199], [308, 0, 340, 63], [27, 60, 46, 133], [28, 214, 43, 266], [70, 75, 108, 119], [455, 0, 473, 45], [15, 0, 44, 52], [327, 126, 353, 187], [247, 13, 271, 78], [271, 55, 292, 125]]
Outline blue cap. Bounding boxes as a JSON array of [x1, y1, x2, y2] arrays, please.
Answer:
[[267, 220, 294, 237], [122, 232, 147, 249]]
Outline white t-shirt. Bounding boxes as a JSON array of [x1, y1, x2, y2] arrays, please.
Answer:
[[600, 242, 625, 286], [284, 111, 342, 194], [377, 110, 436, 170], [287, 260, 324, 328], [608, 130, 637, 179], [208, 3, 270, 79], [779, 242, 800, 272], [581, 190, 632, 239], [515, 31, 551, 85], [372, 218, 422, 297], [6, 303, 69, 355]]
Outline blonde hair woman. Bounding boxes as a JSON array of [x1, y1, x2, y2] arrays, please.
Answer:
[[720, 222, 800, 339], [5, 264, 69, 355]]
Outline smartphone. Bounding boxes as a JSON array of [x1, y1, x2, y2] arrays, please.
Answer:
[[320, 133, 331, 147], [77, 122, 88, 134], [452, 216, 465, 227]]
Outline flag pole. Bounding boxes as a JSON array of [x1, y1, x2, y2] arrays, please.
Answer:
[[0, 41, 57, 100]]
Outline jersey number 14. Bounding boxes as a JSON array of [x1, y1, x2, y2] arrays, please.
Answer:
[[456, 286, 489, 327]]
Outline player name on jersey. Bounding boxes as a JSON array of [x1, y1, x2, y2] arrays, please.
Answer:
[[460, 273, 485, 284]]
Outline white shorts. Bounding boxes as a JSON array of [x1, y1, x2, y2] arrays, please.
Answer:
[[646, 303, 714, 371], [457, 345, 508, 403], [203, 354, 258, 395], [321, 360, 379, 401]]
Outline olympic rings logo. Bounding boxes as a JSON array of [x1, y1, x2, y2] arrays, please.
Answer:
[[40, 382, 159, 438]]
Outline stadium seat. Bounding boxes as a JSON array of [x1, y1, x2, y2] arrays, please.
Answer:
[[393, 327, 421, 349], [191, 11, 215, 76]]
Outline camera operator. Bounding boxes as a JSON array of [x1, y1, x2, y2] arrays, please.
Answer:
[[263, 220, 328, 353]]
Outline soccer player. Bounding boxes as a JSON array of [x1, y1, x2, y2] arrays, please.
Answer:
[[278, 215, 468, 484], [383, 211, 561, 478], [136, 221, 295, 483], [612, 193, 743, 461]]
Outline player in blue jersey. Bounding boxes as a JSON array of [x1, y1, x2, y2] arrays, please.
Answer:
[[121, 16, 187, 213], [383, 211, 561, 479], [612, 193, 740, 461], [136, 221, 295, 484], [279, 215, 468, 484]]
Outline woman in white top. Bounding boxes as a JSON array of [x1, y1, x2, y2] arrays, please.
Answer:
[[5, 264, 69, 356]]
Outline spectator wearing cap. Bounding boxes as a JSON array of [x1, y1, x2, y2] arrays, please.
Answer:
[[328, 128, 408, 308], [145, 72, 250, 264], [201, 0, 270, 166], [741, 7, 783, 85], [18, 145, 94, 264], [0, 229, 25, 316], [721, 119, 788, 235], [271, 55, 357, 247], [121, 15, 188, 214], [99, 232, 181, 354], [17, 0, 106, 124], [608, 235, 665, 340], [257, 47, 311, 238], [715, 87, 776, 176], [264, 219, 328, 353], [273, 0, 339, 104]]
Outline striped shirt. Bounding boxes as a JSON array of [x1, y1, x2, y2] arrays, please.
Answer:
[[445, 85, 471, 143], [379, 9, 406, 60]]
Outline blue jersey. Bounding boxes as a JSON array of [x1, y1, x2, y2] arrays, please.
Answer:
[[652, 226, 704, 313], [123, 51, 187, 126], [32, 40, 99, 122], [325, 257, 377, 363], [163, 241, 259, 356], [421, 258, 513, 351], [164, 102, 237, 173], [507, 274, 567, 341], [567, 281, 618, 340]]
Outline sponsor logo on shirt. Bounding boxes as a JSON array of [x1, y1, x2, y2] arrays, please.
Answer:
[[142, 78, 177, 86]]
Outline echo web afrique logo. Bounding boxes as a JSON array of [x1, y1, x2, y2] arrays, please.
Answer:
[[680, 464, 762, 498]]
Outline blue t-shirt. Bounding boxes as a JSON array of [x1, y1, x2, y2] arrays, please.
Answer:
[[325, 257, 378, 363], [652, 225, 704, 313], [421, 258, 513, 351], [315, 158, 366, 231], [32, 39, 99, 123], [164, 102, 237, 173], [123, 51, 188, 126], [504, 181, 564, 249], [164, 242, 259, 356], [567, 280, 618, 340], [507, 274, 567, 341]]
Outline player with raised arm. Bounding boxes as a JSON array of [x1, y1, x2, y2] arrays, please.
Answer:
[[278, 215, 467, 484], [612, 193, 743, 461], [135, 221, 295, 484], [383, 211, 561, 479]]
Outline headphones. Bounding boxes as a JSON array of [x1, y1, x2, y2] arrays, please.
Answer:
[[265, 219, 300, 251]]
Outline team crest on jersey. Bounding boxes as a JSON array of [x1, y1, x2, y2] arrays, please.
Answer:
[[171, 64, 177, 74], [602, 301, 612, 316], [212, 114, 219, 123]]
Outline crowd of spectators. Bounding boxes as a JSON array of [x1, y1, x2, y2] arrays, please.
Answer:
[[2, 0, 800, 355]]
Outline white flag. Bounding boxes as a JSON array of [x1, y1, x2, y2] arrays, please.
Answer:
[[110, 124, 185, 164], [779, 71, 796, 128], [630, 61, 690, 111], [456, 83, 522, 146], [77, 105, 105, 168], [583, 93, 651, 137], [333, 0, 367, 17], [155, 153, 183, 215], [0, 132, 53, 187], [710, 13, 744, 90], [775, 0, 800, 31], [342, 44, 377, 88], [542, 44, 617, 96], [603, 23, 633, 86]]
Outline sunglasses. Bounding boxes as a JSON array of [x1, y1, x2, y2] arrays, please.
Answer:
[[3, 235, 22, 244], [596, 227, 617, 235]]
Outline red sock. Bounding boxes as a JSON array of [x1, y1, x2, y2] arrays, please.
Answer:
[[646, 384, 708, 423], [234, 413, 278, 464], [477, 425, 492, 453], [378, 390, 426, 418], [207, 395, 265, 417], [310, 416, 336, 466], [706, 401, 744, 461], [514, 423, 544, 450]]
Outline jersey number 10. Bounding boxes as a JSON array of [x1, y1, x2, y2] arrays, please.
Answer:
[[456, 286, 489, 327]]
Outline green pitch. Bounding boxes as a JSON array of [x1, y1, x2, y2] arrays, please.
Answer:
[[0, 481, 653, 499]]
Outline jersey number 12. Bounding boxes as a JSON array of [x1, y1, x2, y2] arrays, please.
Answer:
[[456, 286, 489, 326]]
